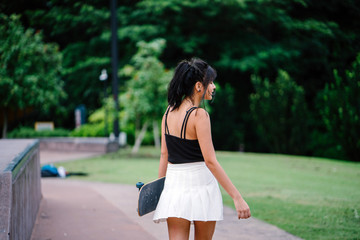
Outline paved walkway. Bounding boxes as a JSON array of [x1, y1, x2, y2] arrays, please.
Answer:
[[39, 150, 102, 164], [31, 151, 302, 240]]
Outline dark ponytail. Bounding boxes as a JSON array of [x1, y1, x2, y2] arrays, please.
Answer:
[[168, 58, 217, 110]]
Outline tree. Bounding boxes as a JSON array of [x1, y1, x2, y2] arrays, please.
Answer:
[[4, 0, 360, 156], [210, 83, 245, 151], [115, 0, 360, 154], [317, 55, 360, 161], [120, 38, 172, 153], [250, 70, 309, 154], [26, 1, 112, 127], [0, 14, 65, 138]]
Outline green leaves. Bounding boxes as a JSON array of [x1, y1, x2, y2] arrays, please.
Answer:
[[120, 38, 171, 126], [317, 55, 360, 161], [0, 14, 65, 112], [250, 70, 309, 154], [3, 0, 360, 158]]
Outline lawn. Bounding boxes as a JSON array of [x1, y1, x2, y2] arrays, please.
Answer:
[[53, 146, 360, 240]]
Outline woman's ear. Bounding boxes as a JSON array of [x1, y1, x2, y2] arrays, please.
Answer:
[[195, 82, 202, 92]]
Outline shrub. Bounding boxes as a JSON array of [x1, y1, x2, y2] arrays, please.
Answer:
[[317, 54, 360, 161], [250, 70, 309, 155], [307, 129, 346, 160], [69, 122, 153, 146], [211, 83, 245, 151], [8, 127, 70, 138], [70, 123, 105, 137]]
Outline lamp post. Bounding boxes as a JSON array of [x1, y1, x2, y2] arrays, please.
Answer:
[[111, 0, 119, 139], [99, 69, 108, 137]]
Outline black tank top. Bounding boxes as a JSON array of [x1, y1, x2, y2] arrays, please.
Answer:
[[165, 106, 205, 164]]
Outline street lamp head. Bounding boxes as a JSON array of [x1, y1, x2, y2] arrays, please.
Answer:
[[99, 69, 108, 81]]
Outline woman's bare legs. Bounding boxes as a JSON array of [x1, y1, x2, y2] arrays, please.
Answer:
[[167, 218, 216, 240], [194, 221, 216, 240], [167, 217, 191, 240]]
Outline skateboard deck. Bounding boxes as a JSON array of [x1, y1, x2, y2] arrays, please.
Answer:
[[137, 177, 165, 216]]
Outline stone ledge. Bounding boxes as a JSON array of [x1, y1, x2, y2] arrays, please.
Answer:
[[39, 137, 119, 153], [0, 139, 41, 240]]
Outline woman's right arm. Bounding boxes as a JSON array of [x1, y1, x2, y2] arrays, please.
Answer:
[[195, 109, 251, 219], [158, 113, 168, 178]]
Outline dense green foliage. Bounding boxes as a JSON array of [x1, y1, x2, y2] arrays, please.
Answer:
[[2, 0, 360, 160], [317, 55, 360, 161], [8, 127, 70, 138], [69, 98, 154, 145], [70, 122, 107, 138], [120, 38, 171, 151], [28, 2, 111, 127], [120, 39, 169, 127], [0, 14, 65, 137], [250, 70, 309, 154], [55, 147, 360, 239], [210, 83, 244, 150]]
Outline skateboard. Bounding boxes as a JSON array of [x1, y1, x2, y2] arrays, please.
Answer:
[[136, 177, 166, 216]]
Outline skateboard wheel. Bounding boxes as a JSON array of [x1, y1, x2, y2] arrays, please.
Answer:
[[136, 182, 144, 190]]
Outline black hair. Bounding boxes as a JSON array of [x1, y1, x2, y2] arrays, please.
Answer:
[[167, 58, 217, 110]]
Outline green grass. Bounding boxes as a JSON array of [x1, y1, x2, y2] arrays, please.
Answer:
[[53, 147, 360, 240], [55, 147, 160, 184]]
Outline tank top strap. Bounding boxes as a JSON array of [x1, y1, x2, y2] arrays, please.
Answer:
[[180, 107, 197, 139], [164, 106, 170, 134]]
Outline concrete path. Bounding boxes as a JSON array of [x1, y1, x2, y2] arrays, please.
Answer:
[[40, 150, 103, 164], [31, 151, 302, 240]]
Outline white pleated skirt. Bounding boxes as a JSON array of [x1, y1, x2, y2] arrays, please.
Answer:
[[153, 162, 223, 223]]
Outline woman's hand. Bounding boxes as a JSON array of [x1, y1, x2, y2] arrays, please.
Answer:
[[233, 196, 251, 219]]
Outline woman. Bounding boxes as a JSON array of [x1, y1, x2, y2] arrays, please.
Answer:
[[153, 58, 251, 240]]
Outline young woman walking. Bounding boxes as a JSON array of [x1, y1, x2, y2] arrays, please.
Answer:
[[153, 58, 251, 240]]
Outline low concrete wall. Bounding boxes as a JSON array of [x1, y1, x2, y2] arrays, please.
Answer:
[[0, 139, 41, 240], [39, 137, 119, 153]]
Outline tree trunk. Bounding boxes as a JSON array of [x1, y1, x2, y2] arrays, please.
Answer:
[[2, 109, 7, 139], [132, 121, 149, 154], [135, 114, 140, 140], [153, 120, 160, 148]]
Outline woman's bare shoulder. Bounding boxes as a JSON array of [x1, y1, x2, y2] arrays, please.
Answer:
[[194, 108, 210, 120], [162, 106, 171, 119]]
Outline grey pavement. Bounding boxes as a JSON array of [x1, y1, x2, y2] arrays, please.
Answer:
[[40, 150, 103, 164], [31, 151, 302, 240]]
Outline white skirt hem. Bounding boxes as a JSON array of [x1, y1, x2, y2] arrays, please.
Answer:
[[153, 216, 224, 224]]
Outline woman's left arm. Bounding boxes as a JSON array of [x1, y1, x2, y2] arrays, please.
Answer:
[[195, 109, 251, 219]]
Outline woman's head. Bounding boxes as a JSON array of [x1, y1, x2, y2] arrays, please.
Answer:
[[168, 58, 217, 109]]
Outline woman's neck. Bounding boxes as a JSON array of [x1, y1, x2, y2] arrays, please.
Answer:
[[183, 97, 201, 108]]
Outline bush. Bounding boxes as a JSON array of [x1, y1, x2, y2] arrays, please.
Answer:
[[317, 54, 360, 161], [250, 70, 309, 155], [8, 127, 70, 138], [211, 83, 245, 151], [69, 122, 153, 146], [70, 123, 106, 137], [307, 129, 347, 160]]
